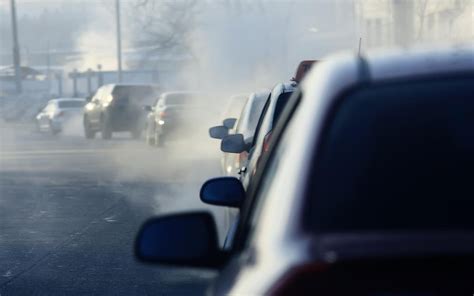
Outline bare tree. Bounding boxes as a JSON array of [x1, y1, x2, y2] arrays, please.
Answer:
[[415, 0, 430, 40], [444, 0, 471, 34], [415, 0, 470, 40], [130, 0, 201, 68], [392, 0, 416, 46]]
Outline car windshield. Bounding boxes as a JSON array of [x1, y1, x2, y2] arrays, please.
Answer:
[[1, 0, 473, 294], [307, 77, 474, 233], [58, 100, 84, 108], [112, 85, 156, 104], [272, 91, 293, 126], [247, 97, 267, 132]]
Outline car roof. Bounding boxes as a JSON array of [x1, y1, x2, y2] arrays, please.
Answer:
[[293, 60, 319, 83], [365, 45, 474, 81], [301, 45, 473, 89], [249, 45, 474, 267]]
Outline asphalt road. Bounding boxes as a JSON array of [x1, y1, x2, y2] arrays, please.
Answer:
[[0, 122, 225, 295]]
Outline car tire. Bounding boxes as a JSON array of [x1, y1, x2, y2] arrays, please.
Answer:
[[84, 117, 95, 139], [145, 123, 156, 146], [49, 120, 60, 135], [101, 115, 112, 140]]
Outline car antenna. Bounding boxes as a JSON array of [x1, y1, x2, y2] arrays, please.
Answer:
[[358, 37, 362, 56]]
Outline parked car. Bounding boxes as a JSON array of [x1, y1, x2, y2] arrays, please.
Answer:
[[135, 46, 474, 295], [209, 63, 316, 248], [144, 91, 205, 146], [209, 91, 269, 176], [220, 94, 249, 130], [291, 59, 318, 83], [222, 82, 297, 188], [36, 98, 85, 134], [83, 84, 157, 139]]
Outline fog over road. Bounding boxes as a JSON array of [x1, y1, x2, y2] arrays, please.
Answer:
[[0, 124, 223, 295]]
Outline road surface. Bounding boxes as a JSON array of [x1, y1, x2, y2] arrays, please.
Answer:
[[0, 123, 225, 295]]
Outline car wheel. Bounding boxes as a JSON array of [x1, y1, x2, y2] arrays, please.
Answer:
[[101, 116, 112, 140], [49, 120, 60, 135], [145, 123, 156, 146], [84, 117, 95, 139]]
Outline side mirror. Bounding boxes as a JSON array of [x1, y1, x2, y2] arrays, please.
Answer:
[[221, 134, 246, 153], [135, 212, 227, 268], [223, 118, 237, 129], [143, 105, 152, 112], [209, 125, 229, 139], [200, 177, 245, 208], [85, 95, 92, 102]]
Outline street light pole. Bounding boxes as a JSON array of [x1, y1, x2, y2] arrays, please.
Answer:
[[10, 0, 22, 93], [115, 0, 123, 83]]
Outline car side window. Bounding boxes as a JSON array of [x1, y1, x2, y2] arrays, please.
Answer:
[[251, 94, 271, 146], [235, 91, 302, 250], [242, 121, 294, 248]]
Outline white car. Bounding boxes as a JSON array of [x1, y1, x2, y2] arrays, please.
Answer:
[[210, 91, 270, 176], [221, 82, 298, 188], [136, 45, 474, 295], [36, 98, 85, 134]]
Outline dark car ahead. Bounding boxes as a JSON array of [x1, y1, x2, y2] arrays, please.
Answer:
[[83, 84, 157, 139], [135, 46, 474, 295]]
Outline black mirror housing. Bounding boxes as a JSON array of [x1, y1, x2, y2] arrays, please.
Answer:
[[221, 134, 246, 153], [209, 125, 229, 139], [223, 118, 237, 129], [200, 177, 245, 208], [135, 212, 227, 268], [143, 105, 153, 112]]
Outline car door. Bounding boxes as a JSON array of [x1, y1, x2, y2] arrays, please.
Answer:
[[239, 94, 271, 182], [212, 110, 297, 295]]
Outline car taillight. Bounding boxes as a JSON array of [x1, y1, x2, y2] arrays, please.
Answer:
[[263, 131, 272, 153], [159, 111, 167, 118], [267, 263, 329, 296], [57, 111, 64, 117]]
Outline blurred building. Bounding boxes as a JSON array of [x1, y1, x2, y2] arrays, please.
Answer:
[[355, 0, 473, 49]]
